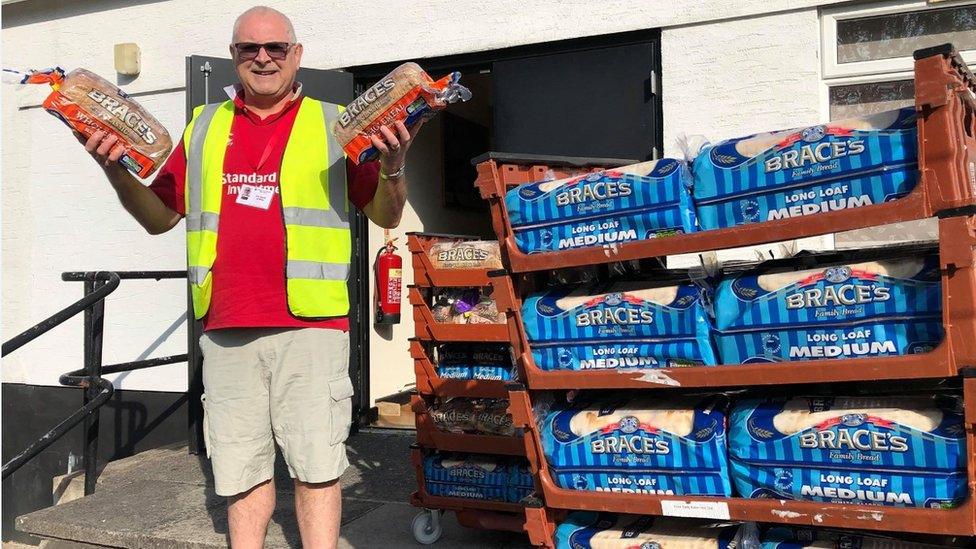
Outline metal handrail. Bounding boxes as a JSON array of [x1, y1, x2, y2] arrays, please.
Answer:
[[1, 270, 188, 489], [1, 273, 120, 357]]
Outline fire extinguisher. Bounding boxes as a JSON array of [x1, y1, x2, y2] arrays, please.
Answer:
[[374, 230, 402, 324]]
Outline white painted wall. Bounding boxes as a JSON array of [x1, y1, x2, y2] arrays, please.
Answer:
[[2, 0, 854, 397]]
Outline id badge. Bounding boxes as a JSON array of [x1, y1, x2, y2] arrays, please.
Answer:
[[236, 184, 274, 210]]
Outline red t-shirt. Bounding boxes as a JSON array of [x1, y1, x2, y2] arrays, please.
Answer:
[[150, 90, 379, 332]]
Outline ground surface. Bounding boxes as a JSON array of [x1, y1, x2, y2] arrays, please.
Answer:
[[12, 430, 531, 548]]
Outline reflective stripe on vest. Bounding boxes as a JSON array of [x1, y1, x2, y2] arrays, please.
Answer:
[[183, 97, 351, 320]]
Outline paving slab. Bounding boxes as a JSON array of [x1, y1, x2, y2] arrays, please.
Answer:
[[15, 431, 529, 548]]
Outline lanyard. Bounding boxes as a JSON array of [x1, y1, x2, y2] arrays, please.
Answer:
[[251, 117, 292, 173]]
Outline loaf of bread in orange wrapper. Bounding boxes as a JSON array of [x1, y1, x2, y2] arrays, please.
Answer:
[[332, 62, 470, 164], [21, 67, 172, 178]]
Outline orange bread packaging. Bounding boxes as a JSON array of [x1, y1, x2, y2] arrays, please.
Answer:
[[333, 62, 471, 164], [23, 68, 173, 178]]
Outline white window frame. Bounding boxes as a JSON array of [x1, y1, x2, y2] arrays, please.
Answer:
[[819, 0, 976, 119], [817, 1, 972, 247], [821, 0, 976, 81]]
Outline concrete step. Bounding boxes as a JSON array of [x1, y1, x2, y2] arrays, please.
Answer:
[[15, 431, 531, 548]]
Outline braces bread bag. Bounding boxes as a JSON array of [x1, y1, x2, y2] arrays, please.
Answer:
[[14, 67, 173, 177], [423, 452, 511, 501], [539, 394, 732, 496], [728, 395, 967, 508], [522, 279, 717, 371], [691, 107, 918, 230], [555, 512, 744, 549], [713, 244, 943, 364], [436, 343, 515, 380], [331, 62, 470, 164], [423, 453, 533, 502], [505, 159, 697, 254]]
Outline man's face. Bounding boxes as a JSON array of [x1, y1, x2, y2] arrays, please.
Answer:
[[230, 14, 302, 101]]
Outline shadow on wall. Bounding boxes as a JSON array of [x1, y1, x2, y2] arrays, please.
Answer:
[[402, 116, 494, 239], [1, 0, 170, 29], [110, 313, 187, 385]]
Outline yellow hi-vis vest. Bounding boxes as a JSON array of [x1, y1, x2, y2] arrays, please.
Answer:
[[183, 97, 350, 320]]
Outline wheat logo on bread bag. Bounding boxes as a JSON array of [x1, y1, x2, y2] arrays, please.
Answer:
[[540, 395, 732, 497], [760, 525, 947, 548], [522, 280, 717, 371], [12, 67, 173, 178], [332, 62, 470, 164], [555, 512, 744, 549], [713, 246, 942, 364], [505, 159, 697, 254], [691, 107, 918, 230], [728, 395, 967, 508]]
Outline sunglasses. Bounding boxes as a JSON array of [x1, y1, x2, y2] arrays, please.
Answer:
[[232, 42, 293, 61]]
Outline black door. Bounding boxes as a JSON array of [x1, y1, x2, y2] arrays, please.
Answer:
[[492, 41, 661, 161], [184, 56, 367, 453]]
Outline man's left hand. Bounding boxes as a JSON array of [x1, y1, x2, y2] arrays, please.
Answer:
[[370, 120, 424, 177]]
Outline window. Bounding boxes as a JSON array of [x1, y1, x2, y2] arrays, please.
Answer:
[[820, 0, 975, 247], [822, 1, 975, 81]]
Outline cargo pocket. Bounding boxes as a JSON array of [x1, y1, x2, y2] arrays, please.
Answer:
[[328, 375, 354, 445], [200, 393, 211, 459]]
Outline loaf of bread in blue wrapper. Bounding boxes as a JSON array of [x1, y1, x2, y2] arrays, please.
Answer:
[[539, 394, 732, 497], [729, 395, 967, 508], [556, 512, 744, 549], [522, 280, 717, 371], [505, 159, 696, 254], [423, 452, 533, 503], [760, 525, 946, 548], [692, 107, 918, 230], [435, 343, 514, 380], [713, 245, 943, 364]]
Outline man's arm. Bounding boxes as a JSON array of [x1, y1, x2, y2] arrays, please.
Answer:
[[82, 130, 182, 234], [362, 172, 406, 229], [361, 120, 423, 229]]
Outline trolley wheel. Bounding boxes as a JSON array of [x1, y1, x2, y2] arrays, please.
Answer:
[[412, 509, 443, 545]]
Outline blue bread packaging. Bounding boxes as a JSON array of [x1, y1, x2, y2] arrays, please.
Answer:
[[522, 279, 717, 370], [713, 245, 942, 364], [539, 394, 732, 497], [728, 395, 967, 508], [691, 107, 918, 230], [423, 453, 533, 503], [505, 159, 697, 254]]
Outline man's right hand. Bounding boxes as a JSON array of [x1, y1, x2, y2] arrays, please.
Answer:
[[78, 130, 127, 171]]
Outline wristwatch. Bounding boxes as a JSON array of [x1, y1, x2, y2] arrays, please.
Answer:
[[379, 164, 406, 180]]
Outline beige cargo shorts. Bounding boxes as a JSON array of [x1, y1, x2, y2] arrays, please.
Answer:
[[199, 327, 354, 497]]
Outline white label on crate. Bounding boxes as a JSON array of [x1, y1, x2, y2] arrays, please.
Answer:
[[660, 500, 731, 520]]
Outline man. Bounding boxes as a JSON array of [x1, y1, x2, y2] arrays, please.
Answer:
[[81, 6, 418, 548]]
